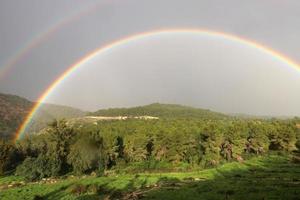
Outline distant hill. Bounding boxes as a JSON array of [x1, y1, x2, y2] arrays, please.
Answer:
[[90, 103, 228, 119], [0, 93, 85, 139], [0, 94, 234, 139], [27, 103, 86, 134], [0, 93, 32, 139]]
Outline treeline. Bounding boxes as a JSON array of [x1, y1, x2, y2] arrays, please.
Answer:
[[1, 118, 300, 181]]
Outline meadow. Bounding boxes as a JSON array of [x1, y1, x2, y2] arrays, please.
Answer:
[[1, 153, 299, 200]]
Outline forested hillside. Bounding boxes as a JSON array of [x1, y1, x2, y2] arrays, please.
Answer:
[[91, 103, 228, 119], [0, 93, 85, 139], [0, 95, 228, 139], [0, 93, 32, 139]]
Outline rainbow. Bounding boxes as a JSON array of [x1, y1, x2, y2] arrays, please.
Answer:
[[14, 28, 300, 141], [0, 1, 110, 80]]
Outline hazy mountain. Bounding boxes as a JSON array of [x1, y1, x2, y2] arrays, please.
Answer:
[[0, 93, 32, 139], [0, 93, 85, 139]]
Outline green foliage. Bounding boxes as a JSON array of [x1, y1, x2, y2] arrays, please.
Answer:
[[1, 101, 299, 199], [45, 119, 75, 174], [15, 120, 75, 180], [67, 133, 104, 175], [145, 139, 154, 159], [15, 154, 61, 181], [90, 103, 228, 119], [9, 108, 300, 181], [266, 120, 297, 152], [198, 129, 222, 166], [114, 136, 125, 159], [0, 139, 19, 175]]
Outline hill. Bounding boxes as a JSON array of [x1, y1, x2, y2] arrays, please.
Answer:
[[0, 93, 32, 139], [90, 103, 228, 119], [0, 93, 85, 139], [26, 103, 86, 134]]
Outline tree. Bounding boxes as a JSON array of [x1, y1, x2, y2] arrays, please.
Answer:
[[198, 123, 223, 166], [0, 139, 19, 175], [67, 134, 104, 175], [146, 139, 154, 159], [46, 119, 75, 174], [114, 136, 125, 159], [245, 121, 269, 154], [265, 121, 296, 152]]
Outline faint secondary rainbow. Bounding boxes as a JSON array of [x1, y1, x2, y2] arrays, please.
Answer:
[[0, 0, 112, 80], [14, 28, 300, 141]]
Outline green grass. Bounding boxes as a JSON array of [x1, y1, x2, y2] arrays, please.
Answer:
[[1, 154, 299, 200], [0, 175, 24, 185]]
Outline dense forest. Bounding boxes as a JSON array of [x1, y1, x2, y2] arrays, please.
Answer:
[[1, 103, 300, 182]]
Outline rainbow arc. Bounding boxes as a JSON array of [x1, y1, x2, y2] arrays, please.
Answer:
[[14, 28, 300, 141]]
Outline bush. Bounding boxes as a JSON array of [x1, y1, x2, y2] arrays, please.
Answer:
[[15, 154, 61, 181], [15, 157, 39, 181]]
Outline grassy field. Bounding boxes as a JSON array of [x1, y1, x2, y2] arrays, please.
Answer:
[[0, 154, 299, 200]]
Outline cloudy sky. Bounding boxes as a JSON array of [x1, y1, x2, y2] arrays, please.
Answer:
[[0, 0, 300, 115]]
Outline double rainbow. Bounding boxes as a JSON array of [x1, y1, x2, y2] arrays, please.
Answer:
[[14, 28, 300, 141]]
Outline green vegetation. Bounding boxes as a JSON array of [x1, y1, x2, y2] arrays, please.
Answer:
[[18, 117, 298, 179], [0, 140, 20, 175], [1, 102, 300, 199], [90, 103, 227, 119], [0, 154, 299, 199]]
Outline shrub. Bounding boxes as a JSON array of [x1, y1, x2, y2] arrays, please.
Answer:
[[15, 154, 61, 181]]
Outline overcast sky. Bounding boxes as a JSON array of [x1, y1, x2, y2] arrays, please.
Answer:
[[0, 0, 300, 115]]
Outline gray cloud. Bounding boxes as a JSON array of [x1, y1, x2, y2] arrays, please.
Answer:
[[1, 0, 300, 115]]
